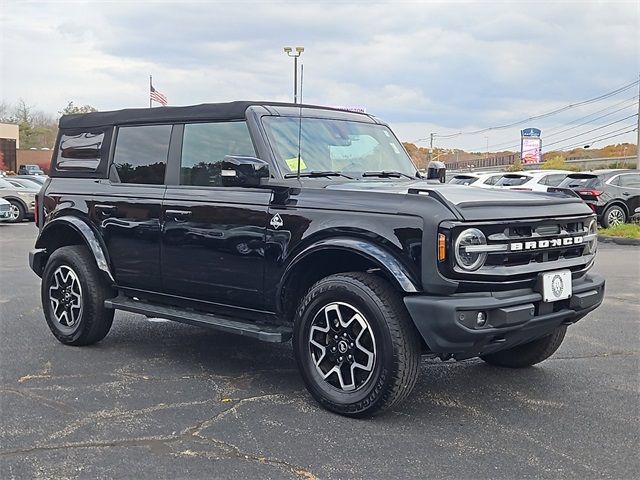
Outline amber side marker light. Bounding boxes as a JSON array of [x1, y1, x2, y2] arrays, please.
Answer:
[[438, 233, 446, 261]]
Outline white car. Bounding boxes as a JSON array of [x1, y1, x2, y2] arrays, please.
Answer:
[[0, 197, 12, 222], [493, 170, 571, 192], [448, 172, 505, 188]]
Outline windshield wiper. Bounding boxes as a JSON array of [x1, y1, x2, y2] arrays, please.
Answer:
[[284, 171, 353, 179], [362, 170, 415, 179]]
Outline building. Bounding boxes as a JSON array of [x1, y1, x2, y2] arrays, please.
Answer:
[[0, 123, 19, 172]]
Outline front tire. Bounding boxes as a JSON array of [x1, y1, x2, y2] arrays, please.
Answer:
[[7, 200, 25, 223], [480, 326, 567, 368], [41, 245, 114, 346], [293, 273, 421, 417]]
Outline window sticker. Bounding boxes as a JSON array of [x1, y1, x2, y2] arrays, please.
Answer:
[[285, 156, 307, 171]]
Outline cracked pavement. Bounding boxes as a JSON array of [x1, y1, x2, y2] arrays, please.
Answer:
[[1, 223, 639, 479]]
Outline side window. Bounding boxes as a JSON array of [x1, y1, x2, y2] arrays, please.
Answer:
[[56, 131, 105, 172], [485, 175, 501, 185], [180, 122, 255, 187], [544, 174, 566, 187], [619, 174, 640, 188], [112, 125, 171, 184]]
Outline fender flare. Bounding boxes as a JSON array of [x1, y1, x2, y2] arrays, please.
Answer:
[[35, 215, 115, 283], [278, 237, 421, 309]]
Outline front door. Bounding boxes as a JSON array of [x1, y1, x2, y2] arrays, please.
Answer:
[[161, 121, 271, 310]]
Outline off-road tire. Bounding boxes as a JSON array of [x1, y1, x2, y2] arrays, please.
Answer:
[[41, 245, 114, 346], [601, 204, 627, 228], [7, 200, 25, 223], [293, 272, 421, 417], [480, 325, 567, 368]]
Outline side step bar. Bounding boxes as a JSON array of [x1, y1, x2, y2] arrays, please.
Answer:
[[104, 295, 292, 343]]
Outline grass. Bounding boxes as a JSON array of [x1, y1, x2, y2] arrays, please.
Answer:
[[598, 222, 640, 239]]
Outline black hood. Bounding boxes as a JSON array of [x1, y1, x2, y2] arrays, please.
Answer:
[[325, 180, 592, 221]]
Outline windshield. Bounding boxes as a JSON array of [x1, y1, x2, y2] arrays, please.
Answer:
[[557, 175, 602, 189], [262, 116, 417, 178], [496, 175, 531, 186], [449, 176, 478, 185]]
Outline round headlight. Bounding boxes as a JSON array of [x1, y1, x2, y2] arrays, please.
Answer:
[[586, 219, 598, 254], [454, 228, 487, 271]]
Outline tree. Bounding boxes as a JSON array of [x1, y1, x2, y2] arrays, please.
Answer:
[[59, 101, 98, 116]]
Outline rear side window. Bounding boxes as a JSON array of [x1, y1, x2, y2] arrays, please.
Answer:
[[483, 175, 503, 185], [53, 129, 112, 177], [541, 174, 567, 186], [618, 174, 640, 188], [180, 122, 255, 187], [112, 125, 172, 184]]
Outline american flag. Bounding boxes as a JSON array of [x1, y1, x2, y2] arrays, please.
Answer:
[[150, 84, 168, 106]]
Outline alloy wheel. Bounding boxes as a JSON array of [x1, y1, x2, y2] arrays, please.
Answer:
[[308, 302, 376, 392], [49, 266, 83, 327], [8, 204, 19, 221], [607, 208, 625, 226]]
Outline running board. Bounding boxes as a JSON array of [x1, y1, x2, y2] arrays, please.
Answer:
[[104, 295, 291, 343]]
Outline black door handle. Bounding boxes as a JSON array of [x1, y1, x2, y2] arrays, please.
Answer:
[[166, 209, 192, 222]]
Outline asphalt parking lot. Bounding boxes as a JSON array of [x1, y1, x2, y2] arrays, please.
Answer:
[[0, 222, 638, 479]]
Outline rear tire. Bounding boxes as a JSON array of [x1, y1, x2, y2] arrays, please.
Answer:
[[7, 200, 25, 223], [480, 326, 567, 368], [601, 204, 627, 228], [293, 272, 421, 417], [41, 245, 114, 346]]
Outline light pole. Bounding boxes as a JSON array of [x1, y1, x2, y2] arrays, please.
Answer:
[[283, 46, 304, 104]]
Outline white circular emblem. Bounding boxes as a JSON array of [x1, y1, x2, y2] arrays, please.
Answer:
[[551, 274, 564, 298]]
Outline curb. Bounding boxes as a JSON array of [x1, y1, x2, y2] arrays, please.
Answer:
[[597, 235, 640, 246]]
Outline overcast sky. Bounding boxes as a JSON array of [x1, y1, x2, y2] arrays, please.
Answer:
[[1, 0, 638, 151]]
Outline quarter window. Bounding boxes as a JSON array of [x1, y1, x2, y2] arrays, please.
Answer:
[[112, 125, 172, 184], [56, 132, 105, 172], [180, 122, 255, 187]]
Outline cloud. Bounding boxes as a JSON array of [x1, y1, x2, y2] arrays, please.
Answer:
[[1, 0, 637, 150]]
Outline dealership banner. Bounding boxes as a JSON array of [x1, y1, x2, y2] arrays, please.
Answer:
[[521, 127, 542, 164]]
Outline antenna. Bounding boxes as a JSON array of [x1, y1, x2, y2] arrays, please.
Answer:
[[296, 63, 304, 181]]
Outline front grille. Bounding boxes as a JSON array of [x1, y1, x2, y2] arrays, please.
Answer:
[[439, 215, 596, 288], [0, 204, 10, 212]]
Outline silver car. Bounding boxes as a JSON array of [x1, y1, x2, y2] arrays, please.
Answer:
[[0, 197, 12, 222], [0, 178, 36, 222]]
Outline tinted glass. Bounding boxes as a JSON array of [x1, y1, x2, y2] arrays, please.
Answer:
[[180, 122, 255, 186], [57, 132, 105, 171], [558, 175, 603, 189], [496, 175, 530, 186], [113, 125, 171, 184], [619, 174, 640, 188], [449, 176, 478, 185], [484, 175, 503, 185], [542, 174, 567, 187]]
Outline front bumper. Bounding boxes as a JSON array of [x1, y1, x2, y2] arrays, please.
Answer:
[[404, 272, 605, 359]]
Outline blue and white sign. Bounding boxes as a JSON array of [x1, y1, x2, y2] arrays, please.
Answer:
[[521, 127, 542, 138]]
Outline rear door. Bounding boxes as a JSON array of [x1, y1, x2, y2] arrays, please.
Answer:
[[615, 173, 640, 218], [161, 121, 271, 310], [89, 124, 172, 292]]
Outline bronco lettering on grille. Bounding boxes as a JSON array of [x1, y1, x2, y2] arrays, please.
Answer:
[[510, 236, 583, 251]]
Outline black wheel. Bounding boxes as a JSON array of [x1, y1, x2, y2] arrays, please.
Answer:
[[601, 204, 627, 228], [480, 326, 567, 368], [293, 272, 421, 417], [41, 245, 114, 346], [7, 200, 25, 223]]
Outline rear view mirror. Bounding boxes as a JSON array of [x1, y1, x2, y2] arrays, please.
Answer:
[[221, 156, 270, 187]]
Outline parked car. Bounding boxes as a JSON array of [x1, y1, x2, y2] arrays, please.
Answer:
[[18, 164, 45, 175], [5, 177, 41, 191], [553, 169, 640, 227], [15, 174, 47, 186], [0, 197, 12, 222], [0, 178, 36, 222], [30, 101, 604, 417], [448, 172, 504, 187], [493, 170, 570, 192]]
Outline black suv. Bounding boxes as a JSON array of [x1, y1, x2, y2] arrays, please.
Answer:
[[30, 102, 605, 417], [554, 169, 640, 227]]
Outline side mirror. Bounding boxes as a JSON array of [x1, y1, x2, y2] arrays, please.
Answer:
[[220, 156, 270, 187]]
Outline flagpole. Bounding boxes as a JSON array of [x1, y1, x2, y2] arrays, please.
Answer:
[[149, 75, 152, 108]]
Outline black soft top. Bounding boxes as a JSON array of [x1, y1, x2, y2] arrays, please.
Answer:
[[58, 101, 368, 129]]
